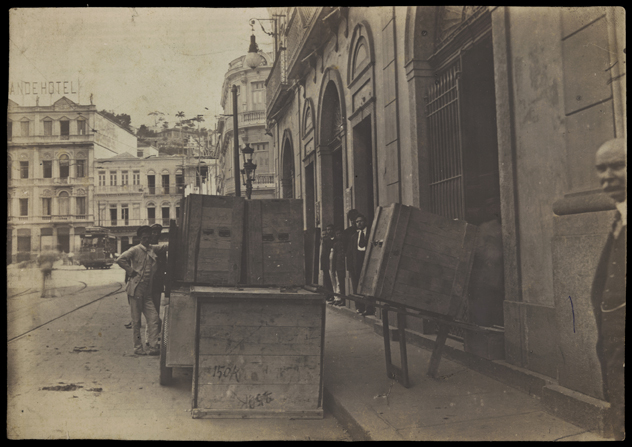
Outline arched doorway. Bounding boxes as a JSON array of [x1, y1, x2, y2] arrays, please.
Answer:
[[281, 131, 295, 199], [319, 79, 345, 232]]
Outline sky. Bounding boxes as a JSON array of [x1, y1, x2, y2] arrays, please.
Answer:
[[8, 7, 274, 130]]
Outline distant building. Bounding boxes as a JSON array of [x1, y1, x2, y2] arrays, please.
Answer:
[[93, 152, 218, 253], [215, 51, 275, 198], [7, 97, 137, 263]]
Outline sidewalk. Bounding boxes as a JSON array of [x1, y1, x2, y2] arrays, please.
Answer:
[[322, 306, 607, 441]]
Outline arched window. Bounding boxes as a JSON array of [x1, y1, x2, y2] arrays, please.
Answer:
[[146, 202, 156, 225], [59, 154, 70, 179], [59, 191, 70, 216], [352, 38, 369, 78]]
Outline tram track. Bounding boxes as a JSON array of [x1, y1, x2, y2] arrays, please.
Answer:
[[7, 282, 125, 344]]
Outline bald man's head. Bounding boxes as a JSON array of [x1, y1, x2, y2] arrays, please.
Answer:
[[596, 138, 626, 203]]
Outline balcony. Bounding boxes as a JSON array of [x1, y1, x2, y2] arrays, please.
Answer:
[[222, 110, 267, 134], [267, 7, 330, 118], [254, 173, 275, 185], [95, 184, 144, 194], [8, 134, 95, 145], [8, 214, 94, 223]]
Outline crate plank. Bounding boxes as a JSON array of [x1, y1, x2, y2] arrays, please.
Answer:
[[183, 194, 203, 282], [401, 243, 459, 270], [199, 325, 322, 345], [391, 282, 452, 315], [200, 302, 322, 328], [196, 383, 321, 411], [199, 338, 322, 356], [166, 288, 196, 367], [197, 355, 321, 385]]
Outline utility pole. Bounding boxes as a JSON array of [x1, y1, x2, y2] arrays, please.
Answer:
[[232, 85, 241, 197]]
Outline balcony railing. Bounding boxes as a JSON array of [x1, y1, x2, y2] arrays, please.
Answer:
[[223, 110, 267, 133], [266, 47, 287, 114], [95, 183, 186, 196], [255, 174, 275, 184], [8, 134, 95, 144], [8, 214, 94, 223], [96, 184, 144, 194], [286, 7, 320, 74]]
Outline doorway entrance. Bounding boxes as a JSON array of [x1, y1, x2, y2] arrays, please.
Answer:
[[426, 34, 504, 329], [352, 116, 375, 224]]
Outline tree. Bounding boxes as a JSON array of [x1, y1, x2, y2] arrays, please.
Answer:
[[99, 109, 132, 131]]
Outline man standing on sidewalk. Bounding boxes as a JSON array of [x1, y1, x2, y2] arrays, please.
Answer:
[[591, 138, 626, 441], [117, 226, 167, 356], [150, 223, 166, 332], [347, 214, 374, 316]]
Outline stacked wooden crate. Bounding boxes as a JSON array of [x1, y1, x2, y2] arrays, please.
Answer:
[[244, 199, 305, 286], [190, 286, 325, 419], [358, 202, 479, 318], [177, 195, 305, 286], [177, 194, 245, 285]]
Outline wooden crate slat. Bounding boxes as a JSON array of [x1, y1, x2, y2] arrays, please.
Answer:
[[199, 325, 321, 344], [246, 200, 264, 284], [377, 203, 412, 297], [401, 243, 459, 270], [196, 383, 322, 411], [197, 355, 321, 385], [200, 301, 322, 328], [184, 194, 204, 282], [447, 223, 479, 317], [199, 338, 322, 356], [391, 282, 452, 315]]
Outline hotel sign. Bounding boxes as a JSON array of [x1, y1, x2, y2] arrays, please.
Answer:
[[9, 80, 79, 96]]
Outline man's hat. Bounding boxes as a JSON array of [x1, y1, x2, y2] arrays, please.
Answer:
[[137, 225, 152, 237], [150, 223, 163, 231]]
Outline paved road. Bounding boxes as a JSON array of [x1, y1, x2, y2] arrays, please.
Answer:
[[7, 265, 351, 440]]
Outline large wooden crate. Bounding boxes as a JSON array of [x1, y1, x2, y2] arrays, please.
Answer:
[[358, 203, 478, 317], [244, 199, 305, 286], [178, 194, 245, 284], [190, 286, 326, 419]]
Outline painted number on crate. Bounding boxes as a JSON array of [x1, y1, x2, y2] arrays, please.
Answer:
[[212, 364, 241, 382]]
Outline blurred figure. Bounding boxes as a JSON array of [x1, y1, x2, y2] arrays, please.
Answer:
[[320, 224, 335, 298], [591, 138, 626, 440], [38, 245, 61, 298], [331, 227, 346, 306]]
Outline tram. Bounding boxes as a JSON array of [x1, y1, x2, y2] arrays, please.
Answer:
[[78, 227, 117, 269]]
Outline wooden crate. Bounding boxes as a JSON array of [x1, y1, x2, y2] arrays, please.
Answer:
[[190, 286, 326, 419], [178, 194, 245, 285], [358, 203, 478, 317], [164, 286, 196, 367], [245, 199, 305, 286]]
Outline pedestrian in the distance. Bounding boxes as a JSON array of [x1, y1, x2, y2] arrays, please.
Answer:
[[347, 214, 374, 316], [38, 245, 61, 298], [117, 226, 168, 356], [330, 227, 346, 306], [320, 223, 335, 298]]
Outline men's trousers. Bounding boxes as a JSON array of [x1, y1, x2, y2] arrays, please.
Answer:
[[128, 282, 160, 351]]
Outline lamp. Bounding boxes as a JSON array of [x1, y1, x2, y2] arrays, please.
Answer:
[[244, 28, 264, 70], [240, 143, 257, 199]]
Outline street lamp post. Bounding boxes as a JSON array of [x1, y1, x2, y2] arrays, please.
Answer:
[[240, 143, 257, 200], [231, 85, 241, 197]]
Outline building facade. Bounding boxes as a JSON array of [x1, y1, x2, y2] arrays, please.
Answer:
[[7, 97, 138, 262], [215, 52, 275, 198], [93, 152, 217, 252], [265, 6, 625, 429]]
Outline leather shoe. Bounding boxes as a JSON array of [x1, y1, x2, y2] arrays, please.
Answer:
[[133, 348, 146, 356], [333, 300, 345, 306], [148, 348, 160, 356]]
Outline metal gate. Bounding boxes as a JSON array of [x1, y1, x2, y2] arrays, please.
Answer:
[[426, 59, 469, 339]]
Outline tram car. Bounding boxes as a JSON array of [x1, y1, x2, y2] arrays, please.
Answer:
[[78, 227, 117, 269]]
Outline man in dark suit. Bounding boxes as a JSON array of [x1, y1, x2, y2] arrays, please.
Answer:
[[320, 223, 335, 298], [591, 138, 626, 440], [348, 214, 374, 316]]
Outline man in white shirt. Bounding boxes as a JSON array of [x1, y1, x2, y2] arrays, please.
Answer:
[[348, 214, 374, 316], [117, 226, 168, 356]]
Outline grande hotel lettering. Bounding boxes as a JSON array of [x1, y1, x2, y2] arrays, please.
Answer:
[[9, 80, 78, 96]]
